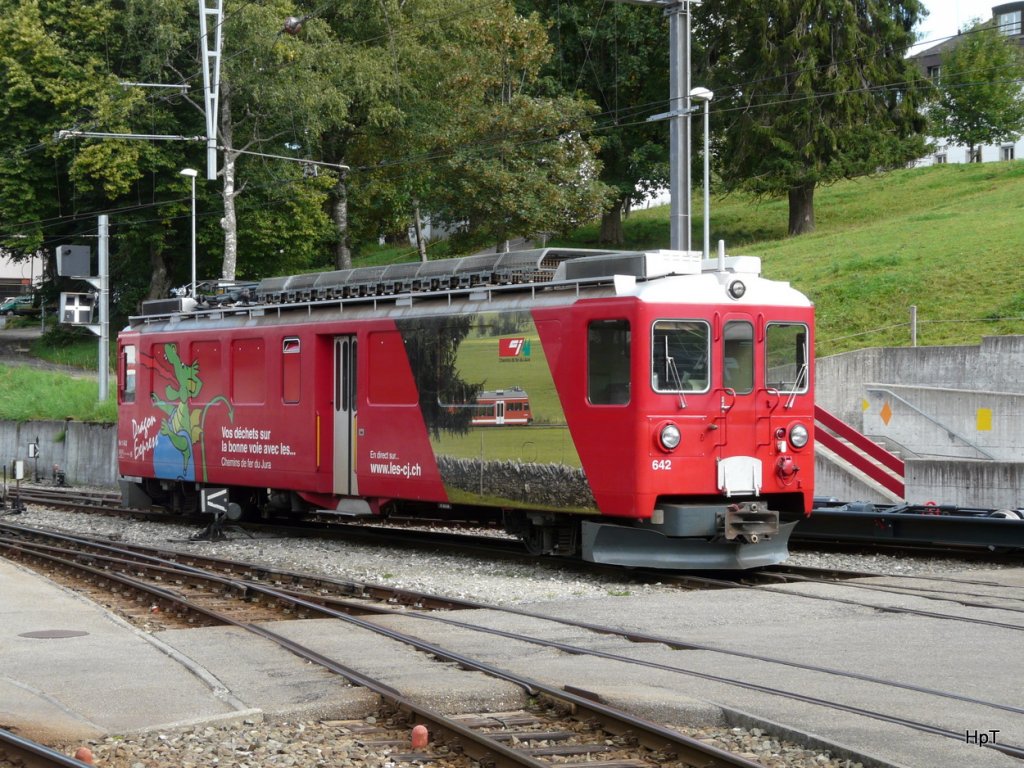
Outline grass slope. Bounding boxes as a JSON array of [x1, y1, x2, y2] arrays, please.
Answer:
[[0, 365, 115, 423], [559, 162, 1024, 355]]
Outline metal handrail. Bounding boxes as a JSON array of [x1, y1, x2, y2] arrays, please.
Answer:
[[865, 386, 996, 460], [815, 405, 905, 475], [814, 406, 905, 498]]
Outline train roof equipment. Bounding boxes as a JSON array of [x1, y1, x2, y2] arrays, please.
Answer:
[[133, 247, 780, 322]]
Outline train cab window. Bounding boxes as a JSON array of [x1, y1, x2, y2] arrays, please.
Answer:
[[588, 319, 631, 405], [723, 321, 753, 394], [282, 337, 301, 404], [652, 320, 709, 393], [765, 323, 809, 393], [119, 345, 136, 404]]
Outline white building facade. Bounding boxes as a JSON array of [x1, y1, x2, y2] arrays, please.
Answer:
[[0, 252, 44, 297], [912, 2, 1024, 166]]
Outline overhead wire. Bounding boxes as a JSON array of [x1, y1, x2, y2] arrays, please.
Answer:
[[0, 9, 1016, 239]]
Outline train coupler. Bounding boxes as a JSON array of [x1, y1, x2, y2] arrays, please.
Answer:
[[724, 501, 779, 544]]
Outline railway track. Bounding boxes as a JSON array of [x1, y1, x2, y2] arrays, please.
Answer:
[[0, 523, 766, 768], [15, 484, 1016, 602], [3, 521, 1023, 764], [9, 484, 1023, 566]]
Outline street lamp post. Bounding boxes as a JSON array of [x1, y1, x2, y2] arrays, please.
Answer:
[[689, 87, 713, 261], [179, 168, 198, 299]]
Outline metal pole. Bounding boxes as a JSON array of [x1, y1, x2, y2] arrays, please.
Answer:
[[910, 305, 917, 347], [98, 215, 109, 401], [701, 98, 710, 260], [190, 174, 197, 299], [198, 0, 224, 180], [667, 1, 692, 252]]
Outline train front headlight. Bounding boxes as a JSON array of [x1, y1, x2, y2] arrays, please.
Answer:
[[789, 422, 809, 449], [659, 423, 681, 451]]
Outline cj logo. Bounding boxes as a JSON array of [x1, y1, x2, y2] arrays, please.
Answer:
[[498, 338, 531, 359]]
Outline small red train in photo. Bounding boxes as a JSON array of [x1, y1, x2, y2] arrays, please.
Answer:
[[117, 247, 814, 569], [470, 387, 533, 426]]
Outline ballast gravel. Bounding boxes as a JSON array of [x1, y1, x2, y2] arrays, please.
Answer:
[[54, 718, 871, 768], [11, 507, 1009, 606], [9, 505, 1010, 768]]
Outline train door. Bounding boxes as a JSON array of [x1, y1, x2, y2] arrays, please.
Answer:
[[715, 316, 763, 496], [333, 336, 358, 495], [495, 400, 505, 425]]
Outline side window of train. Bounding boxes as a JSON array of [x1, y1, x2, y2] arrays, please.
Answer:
[[723, 321, 754, 394], [652, 320, 709, 393], [282, 337, 300, 404], [120, 345, 136, 403], [588, 319, 630, 405], [764, 323, 809, 393]]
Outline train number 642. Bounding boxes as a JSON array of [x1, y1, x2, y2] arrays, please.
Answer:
[[651, 459, 673, 471]]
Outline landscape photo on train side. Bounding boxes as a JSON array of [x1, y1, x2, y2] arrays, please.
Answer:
[[396, 310, 598, 513]]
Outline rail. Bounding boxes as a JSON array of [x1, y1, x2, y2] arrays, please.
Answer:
[[0, 727, 87, 768], [865, 386, 997, 461], [814, 405, 905, 498]]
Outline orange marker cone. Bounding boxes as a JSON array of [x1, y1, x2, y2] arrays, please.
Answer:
[[74, 746, 94, 764], [411, 724, 429, 749]]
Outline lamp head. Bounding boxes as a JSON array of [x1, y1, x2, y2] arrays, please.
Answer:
[[179, 168, 198, 178], [689, 86, 714, 102]]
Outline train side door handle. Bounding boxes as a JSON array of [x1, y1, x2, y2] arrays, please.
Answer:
[[720, 388, 736, 412]]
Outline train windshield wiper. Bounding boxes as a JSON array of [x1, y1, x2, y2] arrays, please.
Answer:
[[666, 355, 687, 410], [785, 360, 808, 409]]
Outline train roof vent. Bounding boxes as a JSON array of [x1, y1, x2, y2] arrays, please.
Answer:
[[140, 297, 197, 316], [555, 250, 701, 281]]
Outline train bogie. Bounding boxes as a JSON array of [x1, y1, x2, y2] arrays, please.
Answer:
[[117, 248, 814, 569]]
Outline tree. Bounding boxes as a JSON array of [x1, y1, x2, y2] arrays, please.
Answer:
[[0, 0, 130, 255], [418, 5, 611, 251], [296, 0, 610, 262], [212, 1, 348, 280], [516, 1, 670, 244], [701, 1, 930, 235], [928, 20, 1024, 160], [396, 315, 482, 438]]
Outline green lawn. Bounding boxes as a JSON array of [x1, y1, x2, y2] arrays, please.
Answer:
[[557, 162, 1024, 354], [0, 365, 115, 422]]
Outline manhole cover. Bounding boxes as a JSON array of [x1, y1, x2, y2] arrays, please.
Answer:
[[18, 630, 89, 639]]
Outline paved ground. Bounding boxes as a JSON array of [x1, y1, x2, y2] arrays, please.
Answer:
[[2, 556, 1022, 767]]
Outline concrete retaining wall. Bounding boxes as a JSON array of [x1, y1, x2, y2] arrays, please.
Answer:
[[0, 420, 117, 487], [862, 385, 1024, 461], [815, 451, 1024, 510], [815, 335, 1024, 506], [906, 460, 1024, 510], [816, 335, 1024, 427]]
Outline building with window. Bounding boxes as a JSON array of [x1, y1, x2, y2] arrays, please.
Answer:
[[912, 2, 1024, 165], [0, 252, 43, 297]]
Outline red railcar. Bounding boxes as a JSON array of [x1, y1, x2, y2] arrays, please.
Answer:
[[117, 248, 814, 568]]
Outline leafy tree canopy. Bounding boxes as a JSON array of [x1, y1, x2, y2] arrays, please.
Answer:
[[928, 19, 1024, 157], [701, 0, 931, 235], [515, 0, 670, 243]]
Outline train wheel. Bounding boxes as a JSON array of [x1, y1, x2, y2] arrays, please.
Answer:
[[522, 522, 579, 557], [522, 527, 546, 555]]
